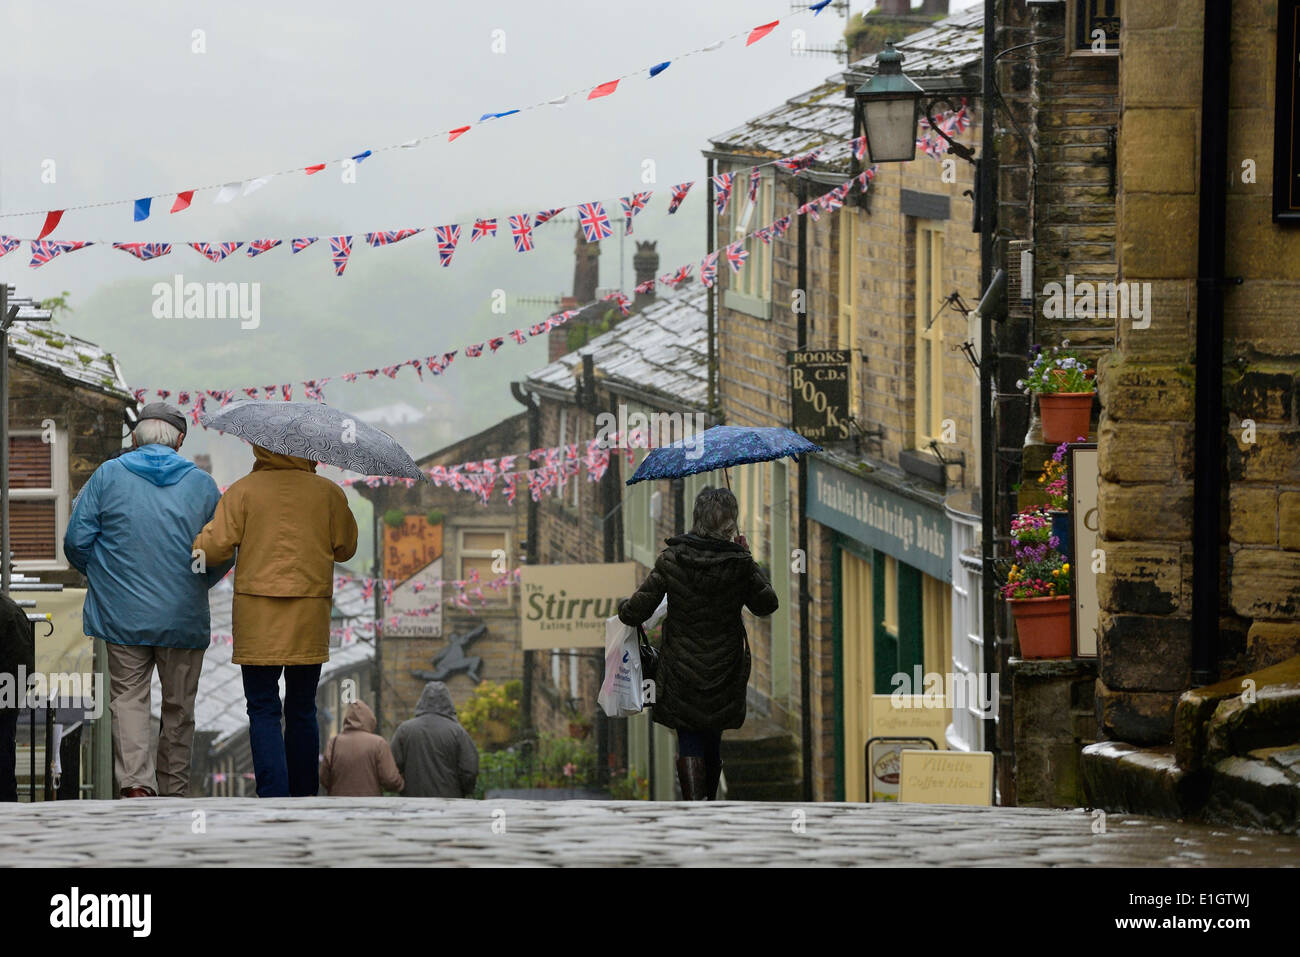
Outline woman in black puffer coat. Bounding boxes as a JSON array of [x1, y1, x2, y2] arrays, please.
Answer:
[[618, 486, 778, 801]]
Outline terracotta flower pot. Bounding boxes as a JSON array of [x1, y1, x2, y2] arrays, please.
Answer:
[[1009, 594, 1072, 658], [1039, 393, 1093, 444]]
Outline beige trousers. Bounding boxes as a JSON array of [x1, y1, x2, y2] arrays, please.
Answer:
[[105, 643, 205, 797]]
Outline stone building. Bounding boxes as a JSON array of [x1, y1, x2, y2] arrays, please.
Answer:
[[354, 413, 530, 735], [5, 291, 132, 587], [516, 281, 710, 798], [706, 6, 984, 802]]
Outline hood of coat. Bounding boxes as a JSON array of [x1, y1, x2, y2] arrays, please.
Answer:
[[414, 681, 458, 720], [664, 533, 752, 569], [118, 444, 197, 487], [251, 444, 317, 474], [341, 700, 377, 734]]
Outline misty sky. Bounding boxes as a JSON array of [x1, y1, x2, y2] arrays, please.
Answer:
[[0, 0, 977, 496]]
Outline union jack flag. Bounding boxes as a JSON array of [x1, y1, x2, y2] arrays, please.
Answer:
[[291, 237, 318, 253], [725, 242, 749, 274], [619, 192, 652, 235], [156, 390, 171, 400], [748, 167, 761, 204], [113, 242, 172, 261], [340, 374, 357, 384], [852, 135, 867, 162], [534, 208, 564, 227], [528, 321, 547, 336], [243, 387, 260, 398], [820, 188, 844, 213], [488, 336, 505, 352], [364, 228, 422, 247], [329, 235, 353, 276], [754, 226, 774, 245], [465, 343, 484, 357], [634, 278, 655, 295], [711, 173, 734, 215], [29, 240, 92, 268], [602, 291, 631, 316], [190, 242, 242, 263], [471, 218, 498, 242], [0, 236, 23, 259], [247, 239, 282, 257], [263, 385, 278, 397], [281, 384, 293, 401], [131, 388, 148, 404], [177, 391, 191, 406], [434, 224, 461, 266], [660, 264, 692, 287], [509, 214, 534, 252], [699, 251, 719, 288], [798, 201, 821, 223], [776, 149, 821, 173], [773, 215, 793, 236], [407, 359, 423, 381], [667, 181, 694, 214], [509, 329, 527, 345], [577, 202, 612, 242], [382, 365, 401, 379]]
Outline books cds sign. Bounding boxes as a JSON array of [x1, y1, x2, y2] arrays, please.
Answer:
[[788, 350, 850, 443]]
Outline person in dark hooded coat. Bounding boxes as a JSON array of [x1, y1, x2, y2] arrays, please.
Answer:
[[389, 681, 478, 798], [618, 485, 778, 801]]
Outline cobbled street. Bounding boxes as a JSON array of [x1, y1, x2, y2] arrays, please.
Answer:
[[2, 798, 1298, 867]]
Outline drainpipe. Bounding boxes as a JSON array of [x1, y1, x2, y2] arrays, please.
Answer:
[[1191, 0, 1231, 685], [511, 381, 541, 737], [979, 0, 999, 778], [706, 157, 717, 419], [796, 175, 814, 802]]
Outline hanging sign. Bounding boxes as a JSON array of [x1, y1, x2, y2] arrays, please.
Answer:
[[383, 514, 445, 638], [1274, 1, 1300, 222], [787, 349, 851, 444], [1068, 444, 1099, 658]]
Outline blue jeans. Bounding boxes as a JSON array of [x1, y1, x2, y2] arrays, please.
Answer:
[[241, 664, 322, 798]]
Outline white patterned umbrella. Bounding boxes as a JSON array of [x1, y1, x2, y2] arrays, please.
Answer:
[[201, 400, 427, 480]]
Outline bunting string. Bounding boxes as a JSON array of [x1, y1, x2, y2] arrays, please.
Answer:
[[0, 2, 836, 226]]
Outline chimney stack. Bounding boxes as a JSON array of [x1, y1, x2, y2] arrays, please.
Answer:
[[633, 241, 659, 308], [573, 224, 599, 305]]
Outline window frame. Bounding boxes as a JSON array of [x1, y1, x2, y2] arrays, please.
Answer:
[[11, 427, 70, 572], [456, 525, 512, 606], [722, 165, 775, 320], [913, 222, 946, 449]]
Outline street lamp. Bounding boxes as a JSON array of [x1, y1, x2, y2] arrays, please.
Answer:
[[853, 41, 925, 164]]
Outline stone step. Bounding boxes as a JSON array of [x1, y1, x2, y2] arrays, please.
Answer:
[[1204, 746, 1300, 834], [1175, 656, 1300, 772], [723, 778, 803, 802], [1080, 741, 1207, 820], [719, 717, 801, 802]]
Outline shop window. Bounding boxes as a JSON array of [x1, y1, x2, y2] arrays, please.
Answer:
[[11, 430, 69, 569], [459, 528, 510, 604]]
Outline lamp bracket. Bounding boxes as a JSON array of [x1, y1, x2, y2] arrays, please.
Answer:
[[922, 96, 976, 165]]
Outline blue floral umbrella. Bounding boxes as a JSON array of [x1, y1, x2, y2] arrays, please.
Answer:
[[625, 425, 822, 486]]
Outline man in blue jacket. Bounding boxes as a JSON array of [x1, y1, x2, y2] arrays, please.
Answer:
[[64, 403, 232, 798]]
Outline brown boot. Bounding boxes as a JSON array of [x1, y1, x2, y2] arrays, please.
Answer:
[[705, 760, 723, 801], [120, 786, 156, 798], [676, 756, 708, 801]]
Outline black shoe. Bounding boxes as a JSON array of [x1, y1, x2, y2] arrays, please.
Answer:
[[676, 756, 708, 801]]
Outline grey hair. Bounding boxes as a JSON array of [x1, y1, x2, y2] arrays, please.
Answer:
[[691, 486, 739, 542], [133, 419, 182, 449]]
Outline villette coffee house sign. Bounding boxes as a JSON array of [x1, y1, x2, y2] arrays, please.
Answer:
[[787, 350, 851, 443]]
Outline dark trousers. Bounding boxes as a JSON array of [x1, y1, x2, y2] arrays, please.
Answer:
[[677, 728, 722, 767], [241, 664, 322, 798], [0, 710, 16, 802]]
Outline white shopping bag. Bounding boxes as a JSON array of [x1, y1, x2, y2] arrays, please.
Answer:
[[598, 596, 667, 717]]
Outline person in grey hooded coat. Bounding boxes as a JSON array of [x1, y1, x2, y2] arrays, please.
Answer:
[[389, 681, 478, 798]]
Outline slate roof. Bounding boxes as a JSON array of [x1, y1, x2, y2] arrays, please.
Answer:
[[4, 293, 131, 399], [152, 572, 374, 747], [523, 284, 709, 411], [709, 4, 983, 171]]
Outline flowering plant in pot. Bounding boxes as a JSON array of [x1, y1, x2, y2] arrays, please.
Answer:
[[1038, 440, 1076, 554], [1018, 342, 1096, 444], [1002, 508, 1073, 658]]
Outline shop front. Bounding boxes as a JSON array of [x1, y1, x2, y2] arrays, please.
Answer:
[[807, 458, 955, 802]]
